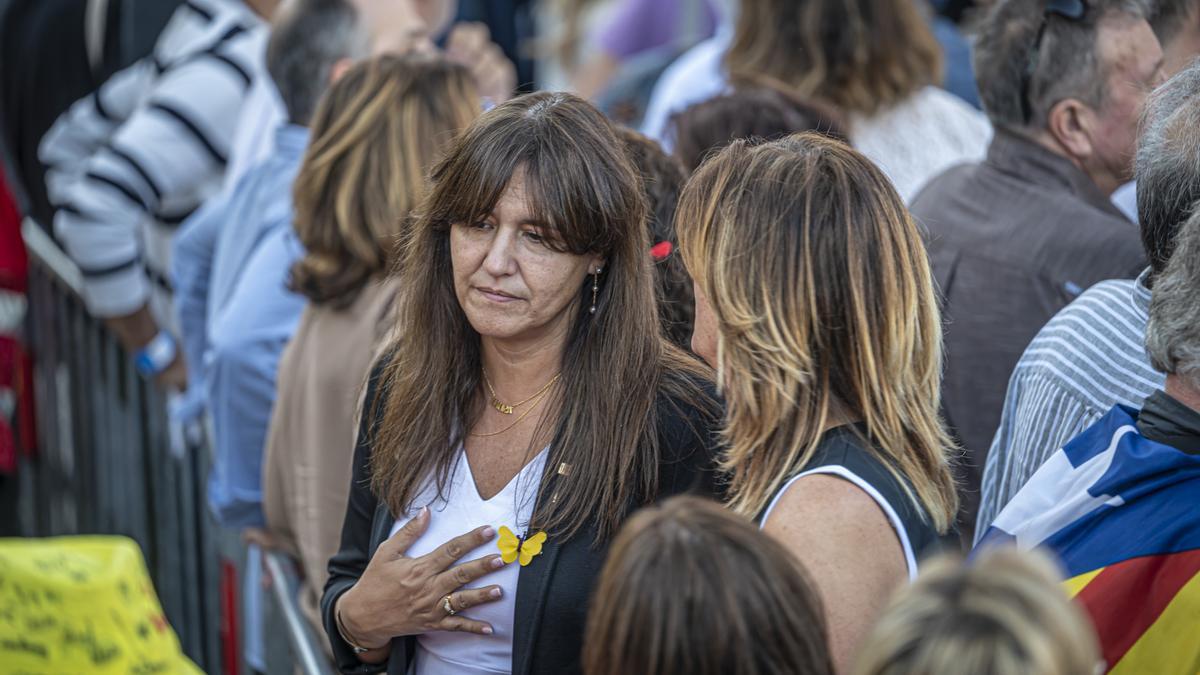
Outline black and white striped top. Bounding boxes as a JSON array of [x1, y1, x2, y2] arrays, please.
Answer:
[[40, 0, 264, 319], [758, 423, 947, 579]]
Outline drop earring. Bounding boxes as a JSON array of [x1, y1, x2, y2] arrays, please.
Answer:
[[589, 268, 601, 315]]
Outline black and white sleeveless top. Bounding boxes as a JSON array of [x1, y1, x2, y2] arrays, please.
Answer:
[[757, 423, 946, 579]]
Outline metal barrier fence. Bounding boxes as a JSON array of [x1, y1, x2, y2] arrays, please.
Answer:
[[20, 220, 331, 675]]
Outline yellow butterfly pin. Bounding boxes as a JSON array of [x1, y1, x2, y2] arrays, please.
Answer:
[[497, 526, 547, 566]]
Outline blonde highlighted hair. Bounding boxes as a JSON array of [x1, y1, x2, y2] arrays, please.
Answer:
[[676, 132, 957, 531], [289, 55, 479, 308], [853, 548, 1101, 675]]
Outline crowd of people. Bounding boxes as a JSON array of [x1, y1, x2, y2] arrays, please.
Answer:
[[6, 0, 1200, 673]]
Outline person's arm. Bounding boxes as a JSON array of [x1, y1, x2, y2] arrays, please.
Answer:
[[322, 363, 393, 671], [205, 230, 306, 528], [976, 374, 1099, 542], [170, 194, 230, 389], [44, 40, 253, 326], [763, 475, 909, 674], [39, 61, 155, 200]]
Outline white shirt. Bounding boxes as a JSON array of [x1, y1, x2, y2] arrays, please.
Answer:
[[1112, 180, 1139, 223], [850, 86, 992, 203], [388, 446, 550, 675], [639, 23, 733, 149]]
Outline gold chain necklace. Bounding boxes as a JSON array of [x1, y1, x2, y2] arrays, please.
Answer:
[[483, 371, 561, 415], [469, 385, 553, 437]]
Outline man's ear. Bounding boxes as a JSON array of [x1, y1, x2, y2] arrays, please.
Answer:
[[1045, 98, 1096, 163], [329, 57, 356, 85]]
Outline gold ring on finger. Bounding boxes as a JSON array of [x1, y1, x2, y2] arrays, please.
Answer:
[[442, 594, 457, 616]]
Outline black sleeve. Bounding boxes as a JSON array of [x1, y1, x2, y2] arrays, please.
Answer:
[[654, 378, 727, 501], [320, 359, 390, 674]]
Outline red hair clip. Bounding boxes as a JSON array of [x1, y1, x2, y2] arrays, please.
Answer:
[[650, 241, 673, 261]]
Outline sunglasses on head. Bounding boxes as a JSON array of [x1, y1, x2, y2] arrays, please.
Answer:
[[1019, 0, 1088, 124]]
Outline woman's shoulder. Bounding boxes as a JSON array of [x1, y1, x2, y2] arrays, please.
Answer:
[[782, 424, 943, 563], [653, 363, 722, 444], [651, 362, 726, 499]]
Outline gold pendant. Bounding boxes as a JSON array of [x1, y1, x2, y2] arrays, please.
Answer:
[[491, 397, 514, 415]]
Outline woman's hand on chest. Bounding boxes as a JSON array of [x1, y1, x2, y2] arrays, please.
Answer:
[[336, 506, 510, 648]]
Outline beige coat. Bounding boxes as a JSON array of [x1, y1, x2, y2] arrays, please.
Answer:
[[263, 277, 399, 643]]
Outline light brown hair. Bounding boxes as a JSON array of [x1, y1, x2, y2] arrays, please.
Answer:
[[583, 496, 834, 675], [676, 133, 957, 530], [853, 548, 1101, 675], [369, 92, 716, 541], [724, 0, 942, 117], [289, 55, 479, 308]]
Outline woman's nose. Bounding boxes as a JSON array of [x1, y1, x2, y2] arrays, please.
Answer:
[[482, 228, 517, 276]]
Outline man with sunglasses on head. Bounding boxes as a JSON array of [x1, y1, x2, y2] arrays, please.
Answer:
[[908, 0, 1163, 541]]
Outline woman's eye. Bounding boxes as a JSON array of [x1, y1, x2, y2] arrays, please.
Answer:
[[470, 221, 492, 231], [523, 230, 545, 245]]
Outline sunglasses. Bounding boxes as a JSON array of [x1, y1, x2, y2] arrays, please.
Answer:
[[1019, 0, 1088, 124]]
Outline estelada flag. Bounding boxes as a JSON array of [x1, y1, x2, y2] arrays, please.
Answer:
[[976, 405, 1200, 674]]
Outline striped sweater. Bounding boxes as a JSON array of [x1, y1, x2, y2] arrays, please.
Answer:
[[39, 0, 264, 319], [976, 270, 1163, 541]]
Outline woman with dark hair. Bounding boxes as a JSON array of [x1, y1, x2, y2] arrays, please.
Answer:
[[261, 54, 480, 643], [321, 91, 722, 675], [583, 495, 834, 675], [677, 133, 958, 671]]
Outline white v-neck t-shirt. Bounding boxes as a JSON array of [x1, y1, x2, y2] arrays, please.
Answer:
[[388, 445, 549, 675]]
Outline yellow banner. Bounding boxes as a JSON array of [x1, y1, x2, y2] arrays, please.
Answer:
[[0, 536, 202, 674]]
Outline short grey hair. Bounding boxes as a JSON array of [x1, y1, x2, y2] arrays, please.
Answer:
[[1145, 206, 1200, 388], [1136, 58, 1200, 275], [265, 0, 368, 126], [973, 0, 1148, 129]]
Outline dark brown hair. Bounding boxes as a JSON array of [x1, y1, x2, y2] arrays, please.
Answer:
[[616, 127, 693, 349], [725, 0, 942, 117], [676, 133, 958, 530], [583, 496, 834, 675], [370, 92, 715, 541], [670, 87, 847, 172], [289, 56, 478, 308]]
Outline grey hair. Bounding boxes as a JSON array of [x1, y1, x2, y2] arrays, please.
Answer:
[[973, 0, 1149, 129], [1136, 58, 1200, 275], [265, 0, 368, 126], [1145, 206, 1200, 388]]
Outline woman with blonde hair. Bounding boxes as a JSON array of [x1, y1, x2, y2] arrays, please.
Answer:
[[583, 495, 833, 675], [677, 132, 958, 671], [853, 548, 1101, 675], [261, 54, 480, 642], [322, 92, 722, 675]]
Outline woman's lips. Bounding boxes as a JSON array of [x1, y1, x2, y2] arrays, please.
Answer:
[[477, 287, 520, 303]]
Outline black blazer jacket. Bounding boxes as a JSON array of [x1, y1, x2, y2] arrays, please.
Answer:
[[321, 367, 724, 675]]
